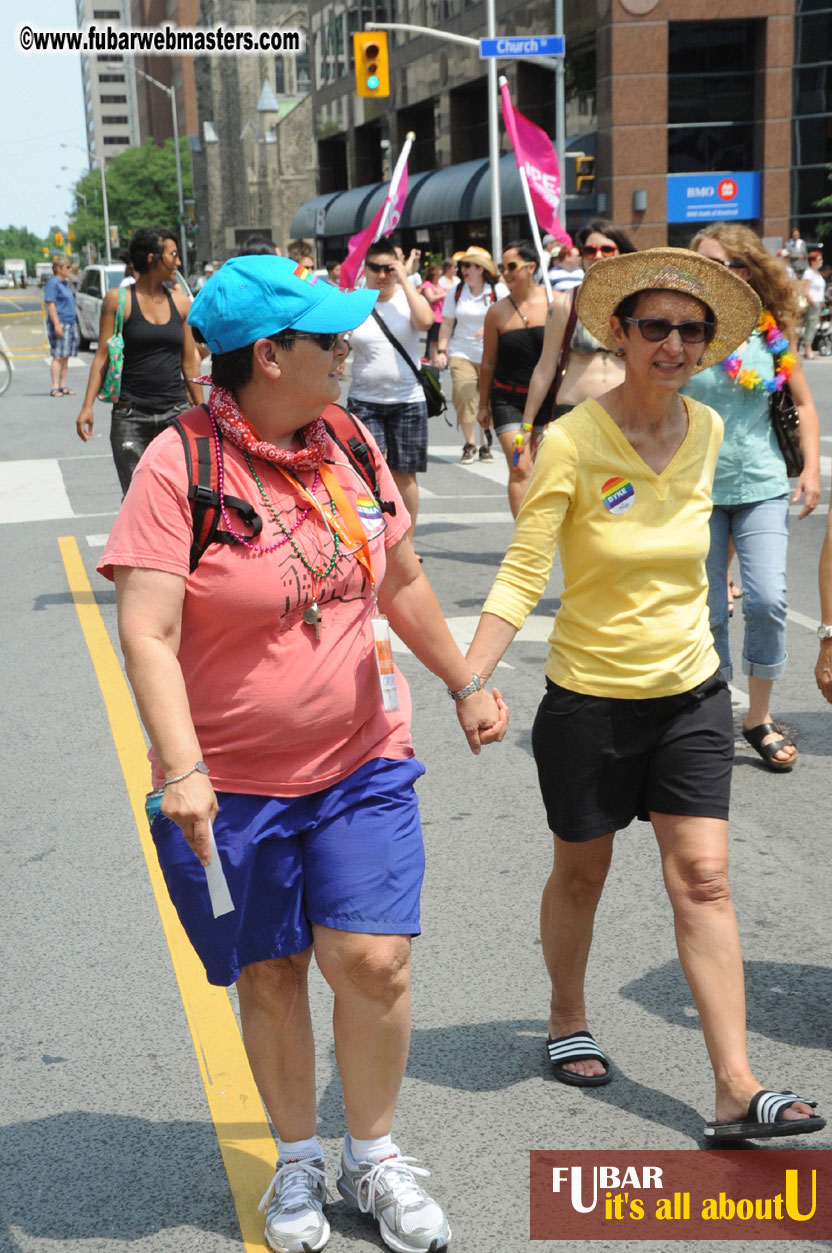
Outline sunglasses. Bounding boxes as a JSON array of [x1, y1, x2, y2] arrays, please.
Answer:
[[499, 260, 530, 273], [712, 258, 746, 270], [623, 317, 715, 345], [365, 261, 396, 274], [283, 331, 341, 351], [580, 244, 617, 259]]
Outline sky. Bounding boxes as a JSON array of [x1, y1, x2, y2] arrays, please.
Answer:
[[0, 3, 91, 238]]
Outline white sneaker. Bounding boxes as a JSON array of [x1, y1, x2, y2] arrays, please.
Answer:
[[258, 1157, 330, 1252], [337, 1142, 451, 1251]]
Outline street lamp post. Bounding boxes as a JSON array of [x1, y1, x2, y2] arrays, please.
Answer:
[[114, 60, 187, 268], [61, 142, 111, 263]]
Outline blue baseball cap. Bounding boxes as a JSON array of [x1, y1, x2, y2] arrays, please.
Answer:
[[188, 255, 378, 354]]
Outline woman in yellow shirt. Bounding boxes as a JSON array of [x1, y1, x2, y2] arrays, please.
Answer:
[[465, 249, 825, 1143]]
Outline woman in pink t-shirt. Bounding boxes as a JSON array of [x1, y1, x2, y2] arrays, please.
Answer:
[[99, 256, 507, 1253]]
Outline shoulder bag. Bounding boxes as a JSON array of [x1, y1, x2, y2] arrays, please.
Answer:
[[371, 308, 449, 421], [769, 383, 804, 478], [98, 285, 127, 402]]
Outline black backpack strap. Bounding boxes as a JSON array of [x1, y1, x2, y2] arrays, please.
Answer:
[[323, 403, 396, 516], [172, 404, 262, 572]]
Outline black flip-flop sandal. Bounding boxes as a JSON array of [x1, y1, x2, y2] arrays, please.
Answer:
[[547, 1031, 614, 1087], [704, 1090, 825, 1142], [742, 721, 797, 771]]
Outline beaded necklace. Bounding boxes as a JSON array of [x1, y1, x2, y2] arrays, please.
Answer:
[[243, 451, 340, 578], [720, 309, 796, 394], [210, 411, 336, 568]]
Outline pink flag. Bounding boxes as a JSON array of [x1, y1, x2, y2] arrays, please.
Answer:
[[500, 83, 571, 249], [339, 139, 412, 290]]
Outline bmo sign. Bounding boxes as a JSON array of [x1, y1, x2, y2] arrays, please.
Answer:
[[666, 172, 761, 223]]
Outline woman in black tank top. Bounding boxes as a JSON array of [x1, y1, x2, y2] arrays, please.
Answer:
[[477, 240, 550, 517], [75, 226, 203, 493]]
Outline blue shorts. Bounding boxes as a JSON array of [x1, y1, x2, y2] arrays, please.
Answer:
[[151, 757, 426, 986]]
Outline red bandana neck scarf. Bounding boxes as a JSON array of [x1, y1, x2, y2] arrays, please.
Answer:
[[195, 377, 328, 471]]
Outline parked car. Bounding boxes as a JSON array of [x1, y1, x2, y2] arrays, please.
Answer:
[[75, 263, 194, 350], [75, 264, 125, 350]]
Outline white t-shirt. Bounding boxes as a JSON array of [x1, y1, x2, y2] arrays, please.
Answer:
[[806, 269, 826, 307], [442, 282, 496, 364], [348, 287, 424, 405]]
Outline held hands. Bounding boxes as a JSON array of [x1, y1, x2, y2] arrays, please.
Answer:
[[160, 772, 218, 866], [455, 685, 509, 754]]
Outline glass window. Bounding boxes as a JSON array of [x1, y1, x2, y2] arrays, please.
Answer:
[[668, 74, 754, 124], [668, 123, 755, 174], [274, 55, 285, 93], [297, 47, 311, 93], [794, 116, 832, 167], [796, 12, 832, 61], [795, 164, 832, 216], [668, 20, 756, 75], [795, 65, 829, 114]]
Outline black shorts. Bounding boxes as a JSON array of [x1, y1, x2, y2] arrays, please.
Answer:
[[531, 672, 733, 842]]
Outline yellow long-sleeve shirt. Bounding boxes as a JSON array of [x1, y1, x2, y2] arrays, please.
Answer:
[[483, 396, 723, 698]]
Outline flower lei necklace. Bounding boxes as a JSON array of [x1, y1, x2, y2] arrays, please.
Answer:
[[720, 310, 795, 394]]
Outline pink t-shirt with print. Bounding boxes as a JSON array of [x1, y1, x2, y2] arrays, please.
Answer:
[[98, 415, 413, 796]]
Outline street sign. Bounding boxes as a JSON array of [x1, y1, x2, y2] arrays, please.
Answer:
[[666, 172, 761, 223], [479, 35, 564, 58]]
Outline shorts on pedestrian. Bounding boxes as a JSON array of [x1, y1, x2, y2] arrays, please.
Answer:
[[490, 385, 553, 434], [46, 319, 79, 359], [531, 672, 733, 843], [449, 356, 481, 428], [151, 757, 427, 986], [347, 397, 428, 474]]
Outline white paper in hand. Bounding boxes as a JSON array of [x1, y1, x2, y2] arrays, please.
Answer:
[[205, 820, 234, 917]]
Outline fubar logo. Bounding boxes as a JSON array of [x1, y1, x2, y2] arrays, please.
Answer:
[[530, 1151, 830, 1241]]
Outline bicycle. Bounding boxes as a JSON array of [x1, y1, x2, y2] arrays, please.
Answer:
[[0, 349, 11, 395]]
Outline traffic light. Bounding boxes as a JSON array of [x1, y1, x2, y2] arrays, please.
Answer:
[[354, 31, 389, 98], [575, 156, 595, 196], [54, 231, 64, 247]]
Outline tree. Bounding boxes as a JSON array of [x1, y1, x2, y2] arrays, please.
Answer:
[[71, 138, 193, 256], [0, 225, 52, 274]]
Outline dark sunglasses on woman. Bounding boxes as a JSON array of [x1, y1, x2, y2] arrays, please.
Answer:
[[623, 317, 715, 344], [283, 331, 341, 351], [580, 244, 617, 259]]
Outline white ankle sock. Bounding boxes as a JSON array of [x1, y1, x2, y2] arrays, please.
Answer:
[[346, 1132, 396, 1164], [278, 1135, 322, 1162]]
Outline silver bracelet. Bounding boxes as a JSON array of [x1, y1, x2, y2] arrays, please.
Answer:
[[447, 673, 483, 701], [163, 761, 210, 787]]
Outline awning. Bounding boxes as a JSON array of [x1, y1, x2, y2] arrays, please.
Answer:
[[290, 155, 528, 239]]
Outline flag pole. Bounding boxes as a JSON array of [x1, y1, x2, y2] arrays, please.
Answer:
[[377, 130, 415, 239], [499, 78, 553, 303]]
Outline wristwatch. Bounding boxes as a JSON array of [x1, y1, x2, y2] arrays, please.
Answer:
[[817, 624, 832, 640], [448, 673, 483, 701]]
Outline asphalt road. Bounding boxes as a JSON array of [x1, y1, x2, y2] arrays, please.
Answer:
[[2, 346, 831, 1253]]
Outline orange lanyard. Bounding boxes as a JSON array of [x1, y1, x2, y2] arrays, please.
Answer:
[[274, 460, 375, 588]]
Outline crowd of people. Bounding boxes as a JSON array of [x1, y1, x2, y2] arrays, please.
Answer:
[[68, 218, 830, 1253]]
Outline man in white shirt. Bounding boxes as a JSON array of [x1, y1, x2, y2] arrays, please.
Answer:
[[346, 237, 434, 550]]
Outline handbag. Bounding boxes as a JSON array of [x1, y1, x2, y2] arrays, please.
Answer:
[[97, 285, 127, 402], [769, 383, 804, 478], [371, 308, 449, 421]]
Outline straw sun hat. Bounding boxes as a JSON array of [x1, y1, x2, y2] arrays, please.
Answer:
[[454, 246, 498, 277], [576, 247, 761, 373]]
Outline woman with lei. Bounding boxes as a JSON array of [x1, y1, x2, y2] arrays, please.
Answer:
[[98, 256, 508, 1253], [684, 223, 820, 770]]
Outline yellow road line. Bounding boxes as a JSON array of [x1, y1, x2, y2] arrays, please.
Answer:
[[58, 536, 275, 1250], [0, 309, 41, 317]]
